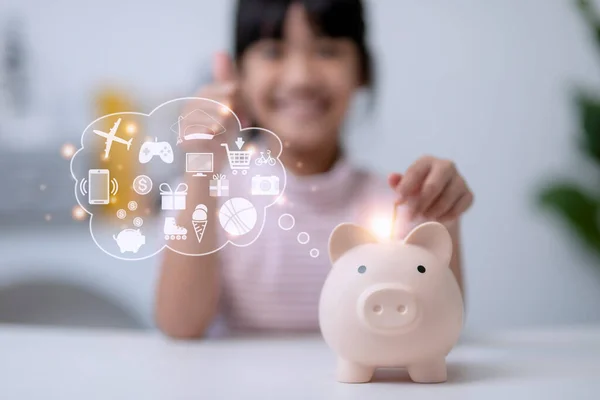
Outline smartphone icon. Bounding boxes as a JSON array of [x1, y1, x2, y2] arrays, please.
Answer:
[[88, 169, 110, 205]]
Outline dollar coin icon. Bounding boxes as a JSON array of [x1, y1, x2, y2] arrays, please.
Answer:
[[133, 175, 153, 195]]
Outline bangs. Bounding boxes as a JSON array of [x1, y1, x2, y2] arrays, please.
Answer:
[[234, 0, 367, 58]]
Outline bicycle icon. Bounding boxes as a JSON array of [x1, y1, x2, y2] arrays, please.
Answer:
[[255, 150, 276, 166]]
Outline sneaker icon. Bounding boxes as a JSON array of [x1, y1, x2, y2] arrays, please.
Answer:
[[164, 217, 188, 240]]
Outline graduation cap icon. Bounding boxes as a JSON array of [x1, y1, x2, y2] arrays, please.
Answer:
[[171, 109, 226, 145]]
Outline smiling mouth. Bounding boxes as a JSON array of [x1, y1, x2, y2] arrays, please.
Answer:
[[274, 98, 329, 118]]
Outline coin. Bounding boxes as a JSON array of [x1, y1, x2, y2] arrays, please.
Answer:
[[133, 217, 143, 227], [128, 201, 138, 211], [116, 209, 126, 219], [133, 175, 153, 195]]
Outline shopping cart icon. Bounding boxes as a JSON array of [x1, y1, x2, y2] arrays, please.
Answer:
[[221, 143, 252, 175]]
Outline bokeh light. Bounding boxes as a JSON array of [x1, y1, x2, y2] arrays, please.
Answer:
[[72, 206, 86, 221], [369, 215, 393, 240], [44, 214, 52, 222], [219, 104, 230, 116], [60, 143, 76, 160], [125, 123, 137, 135]]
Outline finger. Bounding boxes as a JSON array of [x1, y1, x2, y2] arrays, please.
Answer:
[[439, 191, 473, 222], [199, 84, 238, 117], [397, 158, 432, 200], [387, 173, 402, 192], [212, 52, 249, 124], [213, 51, 235, 83], [423, 175, 465, 219], [203, 83, 238, 100], [415, 163, 455, 215], [388, 174, 405, 207], [185, 84, 237, 119]]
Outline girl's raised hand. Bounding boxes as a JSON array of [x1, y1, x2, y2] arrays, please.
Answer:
[[388, 156, 473, 222], [179, 51, 248, 171]]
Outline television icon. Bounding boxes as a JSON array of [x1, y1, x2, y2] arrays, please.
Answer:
[[186, 153, 214, 177]]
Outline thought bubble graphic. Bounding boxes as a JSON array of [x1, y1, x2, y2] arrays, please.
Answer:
[[275, 213, 321, 258], [70, 97, 286, 260]]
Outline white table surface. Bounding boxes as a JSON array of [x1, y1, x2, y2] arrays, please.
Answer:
[[1, 324, 600, 400]]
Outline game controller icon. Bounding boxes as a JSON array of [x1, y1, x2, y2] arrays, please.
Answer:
[[139, 138, 174, 164]]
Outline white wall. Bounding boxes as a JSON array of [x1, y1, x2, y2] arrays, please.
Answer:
[[1, 0, 600, 331], [355, 0, 600, 331]]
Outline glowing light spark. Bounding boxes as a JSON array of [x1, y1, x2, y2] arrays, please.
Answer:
[[246, 146, 256, 155], [40, 184, 47, 191], [117, 164, 123, 171], [369, 215, 393, 240], [72, 206, 86, 221], [110, 196, 117, 204], [61, 143, 76, 160], [296, 161, 303, 169], [125, 123, 137, 134], [311, 185, 318, 192], [219, 105, 230, 116], [44, 214, 52, 221], [284, 141, 290, 148], [277, 196, 286, 205]]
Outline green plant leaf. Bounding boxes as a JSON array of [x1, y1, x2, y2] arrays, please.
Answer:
[[576, 0, 600, 47], [575, 90, 600, 165], [538, 183, 600, 255]]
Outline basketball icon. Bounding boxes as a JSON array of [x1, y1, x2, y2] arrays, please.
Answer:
[[218, 197, 257, 236]]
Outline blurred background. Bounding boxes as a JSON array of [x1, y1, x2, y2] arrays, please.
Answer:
[[0, 0, 599, 334]]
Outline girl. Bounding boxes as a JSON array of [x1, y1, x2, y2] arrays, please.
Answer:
[[155, 0, 473, 338]]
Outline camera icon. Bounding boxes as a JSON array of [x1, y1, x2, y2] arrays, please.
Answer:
[[251, 175, 280, 195]]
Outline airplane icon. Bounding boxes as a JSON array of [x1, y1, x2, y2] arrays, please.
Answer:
[[93, 118, 133, 158]]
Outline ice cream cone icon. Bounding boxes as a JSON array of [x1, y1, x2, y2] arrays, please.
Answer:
[[192, 204, 208, 243]]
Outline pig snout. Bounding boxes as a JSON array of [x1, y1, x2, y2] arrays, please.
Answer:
[[357, 284, 418, 333]]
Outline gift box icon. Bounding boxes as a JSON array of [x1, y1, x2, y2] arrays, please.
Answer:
[[209, 174, 229, 197], [160, 183, 188, 210]]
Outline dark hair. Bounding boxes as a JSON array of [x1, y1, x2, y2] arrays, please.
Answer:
[[233, 0, 374, 88]]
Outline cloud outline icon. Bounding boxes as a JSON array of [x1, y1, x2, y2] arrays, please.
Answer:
[[70, 97, 287, 261]]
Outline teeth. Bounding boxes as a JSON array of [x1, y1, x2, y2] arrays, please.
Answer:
[[281, 101, 320, 112]]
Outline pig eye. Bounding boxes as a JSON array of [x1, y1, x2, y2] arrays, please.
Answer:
[[358, 265, 367, 274], [417, 265, 426, 273]]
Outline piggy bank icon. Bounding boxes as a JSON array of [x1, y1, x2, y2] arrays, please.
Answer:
[[318, 221, 463, 383], [113, 229, 146, 253]]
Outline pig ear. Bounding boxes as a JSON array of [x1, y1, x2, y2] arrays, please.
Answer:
[[328, 223, 379, 265], [403, 221, 453, 266]]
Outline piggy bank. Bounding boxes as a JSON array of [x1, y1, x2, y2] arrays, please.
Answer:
[[113, 229, 146, 253], [318, 221, 463, 383]]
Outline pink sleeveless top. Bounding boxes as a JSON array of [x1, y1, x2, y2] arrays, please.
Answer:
[[209, 156, 420, 336]]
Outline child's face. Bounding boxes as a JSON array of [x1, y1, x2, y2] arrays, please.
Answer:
[[238, 3, 362, 152]]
